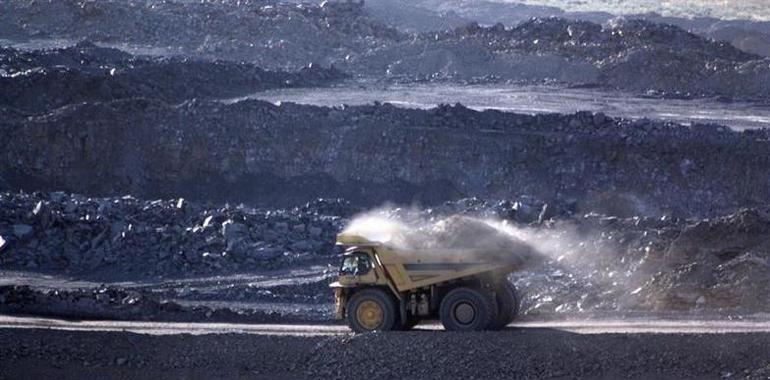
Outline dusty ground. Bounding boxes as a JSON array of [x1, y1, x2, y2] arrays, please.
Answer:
[[1, 322, 769, 380]]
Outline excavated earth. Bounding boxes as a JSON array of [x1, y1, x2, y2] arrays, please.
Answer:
[[0, 41, 347, 114], [1, 191, 770, 323], [1, 0, 770, 100]]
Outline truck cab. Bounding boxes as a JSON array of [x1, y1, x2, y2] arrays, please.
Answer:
[[336, 248, 378, 287]]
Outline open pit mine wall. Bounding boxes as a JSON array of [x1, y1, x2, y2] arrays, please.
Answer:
[[1, 99, 769, 217]]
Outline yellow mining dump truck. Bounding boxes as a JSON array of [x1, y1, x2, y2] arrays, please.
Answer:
[[331, 232, 521, 332]]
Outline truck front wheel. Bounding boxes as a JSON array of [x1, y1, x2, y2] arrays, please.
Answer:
[[439, 287, 498, 331], [346, 288, 398, 333]]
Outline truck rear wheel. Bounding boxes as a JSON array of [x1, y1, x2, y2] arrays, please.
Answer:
[[494, 281, 520, 328], [346, 288, 398, 333], [439, 287, 498, 331]]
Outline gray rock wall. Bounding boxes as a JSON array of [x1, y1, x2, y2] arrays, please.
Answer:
[[2, 99, 768, 216]]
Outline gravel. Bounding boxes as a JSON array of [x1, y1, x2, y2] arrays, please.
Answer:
[[1, 327, 769, 379]]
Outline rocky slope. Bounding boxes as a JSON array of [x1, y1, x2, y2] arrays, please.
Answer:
[[515, 208, 770, 315], [0, 41, 346, 114], [363, 0, 770, 58], [2, 98, 769, 217], [2, 1, 769, 100], [1, 191, 769, 320], [0, 0, 403, 69], [356, 18, 770, 99], [0, 192, 348, 279]]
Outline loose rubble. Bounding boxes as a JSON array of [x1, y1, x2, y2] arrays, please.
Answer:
[[512, 208, 770, 316], [0, 192, 349, 279], [365, 0, 770, 59], [1, 1, 769, 99], [0, 285, 296, 323], [1, 191, 769, 321], [381, 18, 770, 99], [0, 41, 347, 114], [0, 0, 404, 69]]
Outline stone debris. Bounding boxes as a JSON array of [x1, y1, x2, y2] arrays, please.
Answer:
[[0, 192, 347, 278], [0, 2, 768, 100], [0, 0, 403, 70], [0, 41, 347, 114], [0, 190, 769, 319], [0, 285, 294, 324], [512, 208, 770, 316]]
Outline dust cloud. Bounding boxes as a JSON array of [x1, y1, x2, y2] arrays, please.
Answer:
[[342, 207, 647, 313], [341, 207, 545, 266]]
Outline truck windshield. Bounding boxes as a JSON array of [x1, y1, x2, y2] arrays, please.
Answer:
[[340, 256, 358, 275], [340, 252, 372, 275]]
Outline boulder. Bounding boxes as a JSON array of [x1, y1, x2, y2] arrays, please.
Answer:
[[12, 224, 33, 239], [222, 220, 249, 243]]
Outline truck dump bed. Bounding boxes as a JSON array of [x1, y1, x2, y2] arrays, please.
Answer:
[[337, 233, 517, 292]]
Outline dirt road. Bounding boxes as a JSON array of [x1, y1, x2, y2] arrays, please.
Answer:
[[1, 315, 770, 379], [2, 315, 770, 336]]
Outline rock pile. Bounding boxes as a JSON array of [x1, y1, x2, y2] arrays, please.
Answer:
[[1, 190, 769, 317], [0, 0, 403, 69], [402, 18, 770, 99], [1, 1, 769, 100], [513, 208, 770, 315], [0, 192, 348, 279], [0, 285, 291, 323], [0, 41, 347, 114], [445, 18, 756, 63]]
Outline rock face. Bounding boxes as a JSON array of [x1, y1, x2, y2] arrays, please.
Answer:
[[2, 98, 768, 217]]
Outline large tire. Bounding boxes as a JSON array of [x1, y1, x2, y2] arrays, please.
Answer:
[[494, 281, 520, 328], [346, 288, 398, 333], [439, 287, 499, 331]]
